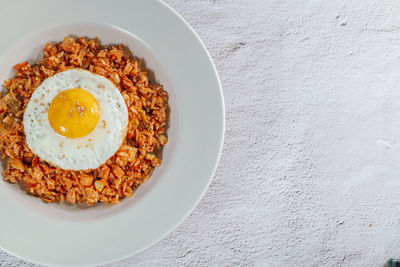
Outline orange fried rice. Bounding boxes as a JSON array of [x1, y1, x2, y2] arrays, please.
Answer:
[[0, 36, 168, 205]]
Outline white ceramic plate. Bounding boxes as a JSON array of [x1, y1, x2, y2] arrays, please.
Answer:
[[0, 1, 224, 266]]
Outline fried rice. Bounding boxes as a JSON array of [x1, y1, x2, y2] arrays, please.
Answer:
[[0, 36, 168, 205]]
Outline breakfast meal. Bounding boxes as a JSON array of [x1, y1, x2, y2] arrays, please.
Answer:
[[0, 37, 168, 205]]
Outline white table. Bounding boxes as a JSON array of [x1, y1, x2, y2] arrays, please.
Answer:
[[2, 0, 400, 266]]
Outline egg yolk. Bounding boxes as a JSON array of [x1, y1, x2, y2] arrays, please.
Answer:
[[48, 88, 100, 138]]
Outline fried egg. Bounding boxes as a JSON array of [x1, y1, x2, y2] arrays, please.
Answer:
[[23, 69, 128, 170]]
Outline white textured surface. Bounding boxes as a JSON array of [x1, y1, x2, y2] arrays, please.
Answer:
[[3, 0, 400, 266]]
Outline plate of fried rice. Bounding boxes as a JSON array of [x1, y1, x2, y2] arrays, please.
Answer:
[[0, 0, 224, 266]]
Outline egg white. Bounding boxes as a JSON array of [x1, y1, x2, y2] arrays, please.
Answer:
[[23, 69, 128, 170]]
